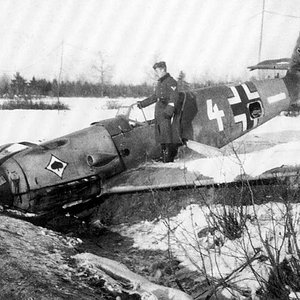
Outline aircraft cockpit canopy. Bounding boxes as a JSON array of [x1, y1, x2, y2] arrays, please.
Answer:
[[116, 103, 154, 126]]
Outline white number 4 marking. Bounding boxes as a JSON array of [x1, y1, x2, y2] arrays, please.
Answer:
[[207, 99, 225, 131]]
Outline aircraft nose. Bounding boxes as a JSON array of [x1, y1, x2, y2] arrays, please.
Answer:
[[0, 168, 13, 207]]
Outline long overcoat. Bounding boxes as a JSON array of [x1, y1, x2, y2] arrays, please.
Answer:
[[140, 73, 179, 144]]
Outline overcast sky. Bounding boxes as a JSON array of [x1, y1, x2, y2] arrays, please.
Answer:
[[0, 0, 299, 84]]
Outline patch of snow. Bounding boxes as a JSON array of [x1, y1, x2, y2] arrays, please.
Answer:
[[116, 202, 300, 297], [249, 115, 300, 134], [0, 97, 143, 145], [164, 141, 300, 184]]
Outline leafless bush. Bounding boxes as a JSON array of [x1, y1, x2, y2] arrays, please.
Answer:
[[0, 99, 69, 110], [249, 198, 300, 300], [260, 256, 300, 299], [105, 99, 121, 110], [206, 203, 249, 240]]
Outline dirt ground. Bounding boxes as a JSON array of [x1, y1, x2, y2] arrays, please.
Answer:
[[0, 215, 108, 299], [0, 210, 196, 299]]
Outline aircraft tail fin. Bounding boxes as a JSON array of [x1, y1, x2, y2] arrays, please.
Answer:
[[283, 33, 300, 104], [289, 32, 300, 73]]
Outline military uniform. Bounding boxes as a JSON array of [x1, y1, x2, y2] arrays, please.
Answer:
[[139, 71, 179, 162]]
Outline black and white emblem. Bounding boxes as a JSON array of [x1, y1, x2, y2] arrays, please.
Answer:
[[46, 154, 68, 178], [228, 82, 261, 131]]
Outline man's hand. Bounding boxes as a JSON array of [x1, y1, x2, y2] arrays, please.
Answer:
[[137, 101, 142, 109]]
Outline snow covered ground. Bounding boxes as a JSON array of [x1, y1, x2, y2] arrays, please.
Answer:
[[170, 140, 300, 183], [0, 97, 139, 144], [2, 97, 300, 298]]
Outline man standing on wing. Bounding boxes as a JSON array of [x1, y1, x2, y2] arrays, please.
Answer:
[[137, 61, 179, 163]]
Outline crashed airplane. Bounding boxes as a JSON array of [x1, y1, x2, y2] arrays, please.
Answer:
[[0, 33, 299, 218]]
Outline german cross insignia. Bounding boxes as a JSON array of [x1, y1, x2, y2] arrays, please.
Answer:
[[46, 154, 68, 178]]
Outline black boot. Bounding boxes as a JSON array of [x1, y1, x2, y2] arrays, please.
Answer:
[[160, 144, 167, 162], [159, 144, 176, 163], [170, 143, 179, 160], [164, 144, 174, 163]]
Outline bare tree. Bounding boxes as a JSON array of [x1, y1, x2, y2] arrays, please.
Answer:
[[0, 73, 10, 97], [92, 51, 114, 97]]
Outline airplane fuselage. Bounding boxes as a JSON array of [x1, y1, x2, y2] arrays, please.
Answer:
[[189, 78, 291, 148]]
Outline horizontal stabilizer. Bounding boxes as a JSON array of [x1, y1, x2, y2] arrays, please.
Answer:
[[248, 58, 291, 71], [186, 140, 224, 157]]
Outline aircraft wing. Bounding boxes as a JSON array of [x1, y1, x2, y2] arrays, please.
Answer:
[[101, 161, 214, 194], [102, 140, 300, 194]]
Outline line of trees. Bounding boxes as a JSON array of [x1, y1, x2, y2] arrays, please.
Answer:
[[0, 72, 156, 99], [0, 71, 211, 99]]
